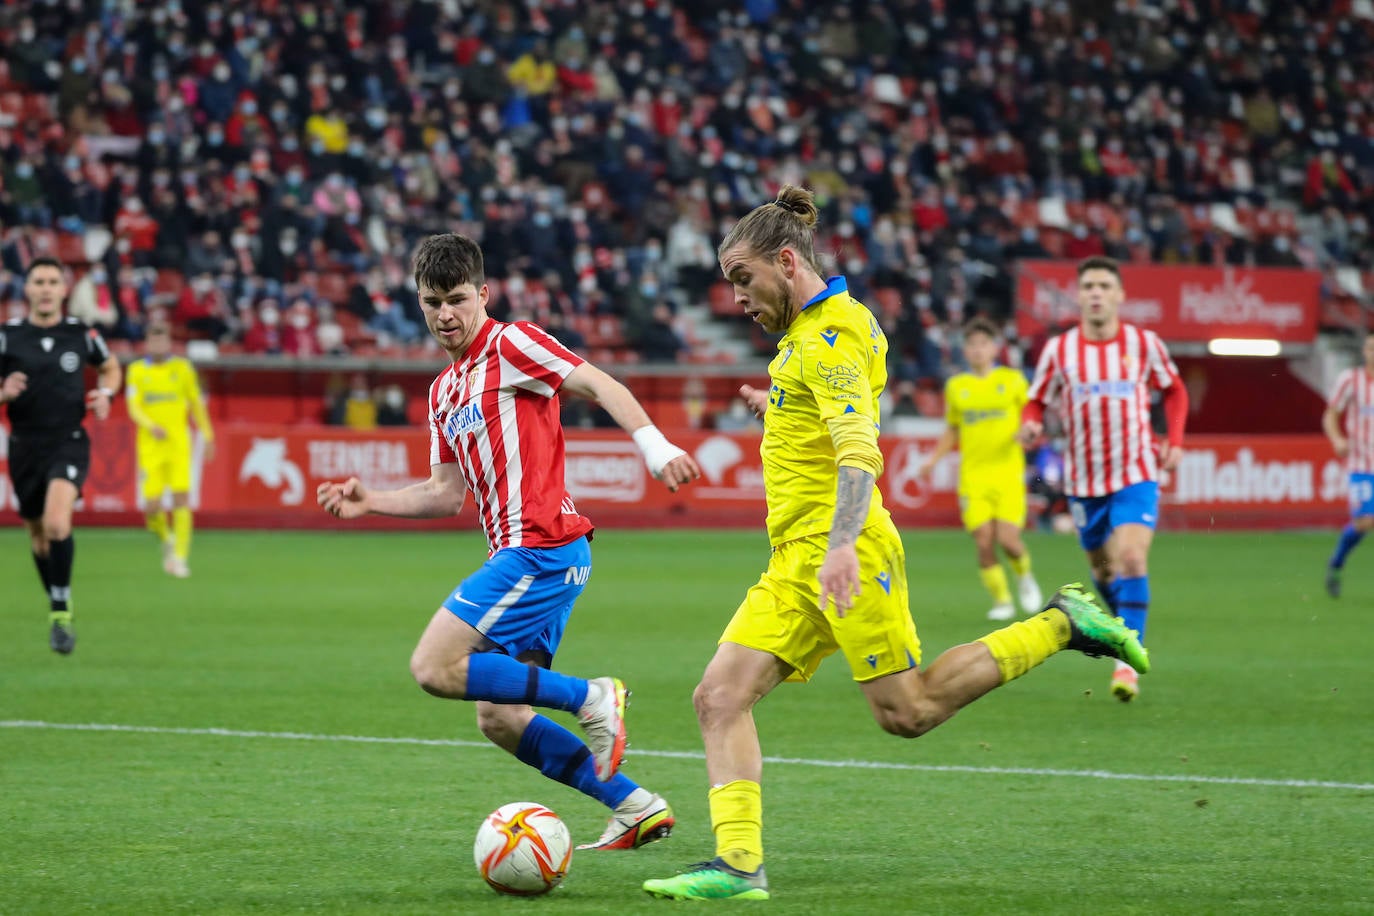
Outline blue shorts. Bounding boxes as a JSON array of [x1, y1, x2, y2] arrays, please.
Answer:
[[442, 536, 592, 660], [1349, 474, 1374, 518], [1067, 481, 1160, 551]]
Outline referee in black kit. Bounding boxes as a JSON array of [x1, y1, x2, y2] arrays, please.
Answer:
[[1, 257, 121, 654]]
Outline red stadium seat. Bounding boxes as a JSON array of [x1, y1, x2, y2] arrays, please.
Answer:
[[314, 271, 350, 306], [709, 281, 737, 319], [56, 231, 87, 265], [21, 92, 52, 122], [873, 286, 903, 318], [153, 270, 185, 299]]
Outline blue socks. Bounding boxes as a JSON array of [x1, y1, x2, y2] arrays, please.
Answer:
[[1113, 576, 1149, 643], [515, 715, 637, 809], [464, 654, 589, 711], [1093, 577, 1117, 614], [1330, 524, 1364, 570]]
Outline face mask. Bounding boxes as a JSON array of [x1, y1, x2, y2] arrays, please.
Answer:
[[242, 101, 257, 115], [640, 283, 658, 297], [260, 307, 280, 326], [214, 65, 230, 81], [15, 163, 33, 179], [208, 131, 224, 144]]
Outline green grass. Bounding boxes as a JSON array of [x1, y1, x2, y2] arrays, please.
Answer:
[[1, 527, 1371, 914]]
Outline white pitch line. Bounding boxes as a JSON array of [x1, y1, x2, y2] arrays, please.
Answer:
[[3, 720, 1371, 792]]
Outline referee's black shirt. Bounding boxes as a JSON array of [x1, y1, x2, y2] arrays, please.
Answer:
[[0, 317, 111, 436]]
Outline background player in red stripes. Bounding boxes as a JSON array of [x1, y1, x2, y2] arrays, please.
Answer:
[[1020, 256, 1188, 701], [1322, 334, 1374, 597]]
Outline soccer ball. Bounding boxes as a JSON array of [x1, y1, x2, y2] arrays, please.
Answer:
[[473, 802, 573, 896]]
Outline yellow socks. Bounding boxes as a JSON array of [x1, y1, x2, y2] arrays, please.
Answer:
[[146, 511, 170, 542], [709, 779, 763, 873], [979, 564, 1012, 604], [172, 507, 193, 561], [977, 609, 1071, 684], [1008, 551, 1032, 578]]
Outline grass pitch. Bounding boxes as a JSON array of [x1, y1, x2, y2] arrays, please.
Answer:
[[1, 526, 1371, 914]]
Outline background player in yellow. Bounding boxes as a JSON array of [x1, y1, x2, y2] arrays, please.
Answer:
[[125, 323, 215, 578], [642, 187, 1149, 902], [918, 317, 1043, 620]]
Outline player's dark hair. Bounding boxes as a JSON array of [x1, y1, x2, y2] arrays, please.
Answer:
[[147, 322, 171, 336], [1076, 255, 1121, 280], [413, 233, 485, 291], [718, 185, 823, 274], [963, 316, 1000, 340], [24, 256, 64, 279]]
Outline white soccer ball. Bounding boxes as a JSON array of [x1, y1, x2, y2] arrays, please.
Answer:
[[473, 802, 573, 896]]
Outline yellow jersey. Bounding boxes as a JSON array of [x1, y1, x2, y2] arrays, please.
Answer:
[[943, 366, 1028, 487], [760, 277, 891, 546], [125, 355, 212, 450]]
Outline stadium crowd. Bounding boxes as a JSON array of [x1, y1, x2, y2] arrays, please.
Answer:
[[1, 0, 1372, 381]]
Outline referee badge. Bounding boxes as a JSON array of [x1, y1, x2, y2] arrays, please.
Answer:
[[60, 352, 81, 372]]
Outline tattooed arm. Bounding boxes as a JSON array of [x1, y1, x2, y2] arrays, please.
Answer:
[[817, 465, 876, 617]]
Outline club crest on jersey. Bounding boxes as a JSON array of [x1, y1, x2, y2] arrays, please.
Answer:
[[445, 402, 485, 440], [817, 361, 862, 400]]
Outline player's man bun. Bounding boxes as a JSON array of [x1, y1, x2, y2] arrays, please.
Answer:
[[772, 185, 819, 230], [719, 185, 823, 273]]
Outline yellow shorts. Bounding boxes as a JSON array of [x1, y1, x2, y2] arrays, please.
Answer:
[[960, 475, 1027, 531], [720, 523, 922, 683], [138, 441, 192, 502]]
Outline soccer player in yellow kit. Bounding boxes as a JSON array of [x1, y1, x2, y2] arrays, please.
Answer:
[[125, 323, 214, 578], [919, 317, 1043, 620], [643, 187, 1149, 902]]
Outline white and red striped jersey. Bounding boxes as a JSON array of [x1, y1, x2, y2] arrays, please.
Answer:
[[428, 317, 594, 553], [1026, 323, 1182, 498], [1328, 367, 1374, 474]]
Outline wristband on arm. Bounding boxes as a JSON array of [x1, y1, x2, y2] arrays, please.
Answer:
[[632, 424, 686, 477]]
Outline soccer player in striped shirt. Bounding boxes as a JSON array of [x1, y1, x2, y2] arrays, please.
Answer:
[[318, 233, 701, 851], [643, 189, 1148, 902], [1322, 334, 1374, 597], [1020, 256, 1188, 702]]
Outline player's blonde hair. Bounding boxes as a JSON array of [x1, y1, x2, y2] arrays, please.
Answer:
[[718, 185, 823, 274]]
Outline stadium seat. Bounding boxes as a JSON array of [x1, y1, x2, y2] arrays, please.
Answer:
[[709, 281, 738, 319], [873, 286, 903, 319], [314, 271, 351, 306], [56, 231, 86, 265], [152, 270, 185, 299]]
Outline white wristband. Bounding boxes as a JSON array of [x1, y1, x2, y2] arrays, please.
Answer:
[[631, 424, 685, 477]]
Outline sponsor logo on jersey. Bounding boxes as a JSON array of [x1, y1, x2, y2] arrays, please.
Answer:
[[445, 402, 485, 441], [1072, 379, 1137, 400]]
